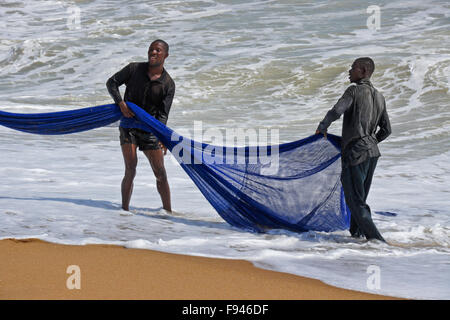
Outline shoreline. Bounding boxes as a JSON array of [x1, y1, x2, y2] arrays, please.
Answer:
[[0, 238, 401, 300]]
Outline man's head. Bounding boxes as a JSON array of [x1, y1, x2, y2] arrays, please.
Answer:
[[348, 57, 375, 83], [148, 39, 169, 67]]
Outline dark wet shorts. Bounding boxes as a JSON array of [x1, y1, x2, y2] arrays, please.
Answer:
[[119, 127, 160, 151]]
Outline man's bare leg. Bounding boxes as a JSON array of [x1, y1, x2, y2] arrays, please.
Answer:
[[121, 143, 138, 211], [143, 148, 171, 212]]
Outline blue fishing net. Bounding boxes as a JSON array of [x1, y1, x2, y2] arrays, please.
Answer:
[[0, 102, 350, 233]]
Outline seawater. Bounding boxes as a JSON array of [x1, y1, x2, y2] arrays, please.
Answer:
[[0, 0, 449, 299]]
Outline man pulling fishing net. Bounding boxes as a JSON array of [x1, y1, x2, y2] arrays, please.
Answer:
[[316, 57, 391, 242], [106, 39, 175, 213]]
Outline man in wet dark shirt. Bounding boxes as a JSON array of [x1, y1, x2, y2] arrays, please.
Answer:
[[316, 57, 391, 242], [106, 39, 175, 212]]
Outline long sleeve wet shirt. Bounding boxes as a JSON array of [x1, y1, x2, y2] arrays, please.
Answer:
[[317, 78, 391, 166], [106, 62, 175, 129]]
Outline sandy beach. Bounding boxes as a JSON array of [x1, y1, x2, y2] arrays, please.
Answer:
[[0, 238, 399, 300]]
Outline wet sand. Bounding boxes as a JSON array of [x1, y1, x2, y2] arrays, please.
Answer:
[[0, 238, 400, 300]]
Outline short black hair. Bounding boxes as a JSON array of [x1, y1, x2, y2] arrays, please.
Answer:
[[151, 39, 169, 54], [355, 57, 375, 76]]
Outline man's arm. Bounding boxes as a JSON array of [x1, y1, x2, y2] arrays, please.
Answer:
[[316, 86, 354, 136], [106, 63, 134, 118], [156, 81, 175, 126], [376, 103, 391, 143]]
